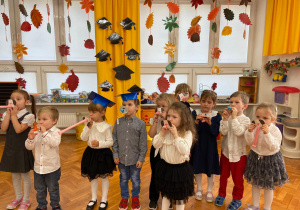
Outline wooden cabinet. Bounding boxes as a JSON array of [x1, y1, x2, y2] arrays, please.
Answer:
[[238, 76, 258, 104]]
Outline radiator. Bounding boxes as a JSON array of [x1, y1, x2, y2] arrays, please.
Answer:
[[56, 113, 78, 128]]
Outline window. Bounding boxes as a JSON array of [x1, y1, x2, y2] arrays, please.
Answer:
[[0, 0, 13, 61], [0, 72, 37, 93]]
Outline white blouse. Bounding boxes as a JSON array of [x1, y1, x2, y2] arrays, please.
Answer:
[[2, 108, 35, 126], [81, 121, 113, 149]]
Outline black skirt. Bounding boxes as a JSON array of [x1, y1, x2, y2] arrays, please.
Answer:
[[244, 150, 289, 190], [155, 159, 194, 203], [81, 146, 116, 181]]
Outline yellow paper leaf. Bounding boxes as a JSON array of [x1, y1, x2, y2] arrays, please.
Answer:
[[163, 42, 177, 57], [60, 82, 69, 91], [191, 16, 202, 27], [146, 12, 154, 29], [13, 42, 28, 60], [59, 64, 69, 74], [222, 26, 232, 36]]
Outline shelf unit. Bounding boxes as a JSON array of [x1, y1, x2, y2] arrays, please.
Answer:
[[238, 76, 258, 103]]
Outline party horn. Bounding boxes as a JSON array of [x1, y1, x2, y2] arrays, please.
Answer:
[[0, 99, 16, 108], [252, 120, 265, 148], [58, 118, 88, 135]]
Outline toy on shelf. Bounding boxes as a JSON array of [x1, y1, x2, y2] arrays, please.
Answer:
[[78, 91, 88, 103], [51, 88, 62, 103], [152, 92, 159, 101], [192, 93, 200, 103]]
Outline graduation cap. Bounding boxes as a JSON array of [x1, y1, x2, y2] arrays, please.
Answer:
[[117, 92, 138, 101], [95, 50, 111, 62], [96, 17, 112, 30], [113, 65, 134, 80], [120, 17, 136, 30], [88, 91, 115, 108], [107, 32, 123, 44], [127, 84, 143, 93], [99, 80, 113, 92], [125, 48, 140, 60]]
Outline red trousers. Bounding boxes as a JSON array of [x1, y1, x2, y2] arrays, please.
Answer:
[[218, 152, 247, 200]]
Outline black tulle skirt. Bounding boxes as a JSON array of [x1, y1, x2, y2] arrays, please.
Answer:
[[244, 150, 289, 190], [81, 147, 116, 181], [155, 159, 194, 203]]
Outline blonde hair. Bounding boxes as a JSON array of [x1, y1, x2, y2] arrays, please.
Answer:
[[200, 90, 217, 103], [230, 91, 249, 104], [38, 106, 59, 121], [155, 93, 175, 107], [12, 89, 36, 118], [175, 83, 192, 97], [256, 102, 278, 120], [88, 102, 106, 121]]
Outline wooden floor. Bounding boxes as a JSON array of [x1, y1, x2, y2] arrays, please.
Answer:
[[0, 135, 300, 210]]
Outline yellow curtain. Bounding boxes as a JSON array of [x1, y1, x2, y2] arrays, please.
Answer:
[[263, 0, 300, 56], [94, 0, 141, 126]]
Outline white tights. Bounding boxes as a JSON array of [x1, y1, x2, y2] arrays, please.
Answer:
[[195, 173, 214, 192], [162, 197, 184, 210], [89, 177, 109, 207], [11, 172, 31, 202], [252, 186, 273, 210]]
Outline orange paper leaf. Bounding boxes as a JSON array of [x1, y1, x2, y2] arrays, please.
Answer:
[[243, 29, 246, 39], [13, 42, 28, 59], [163, 42, 177, 57], [211, 47, 222, 59], [59, 64, 69, 74], [191, 16, 201, 27], [222, 26, 232, 36], [207, 7, 220, 21], [80, 0, 94, 14], [169, 74, 175, 83], [187, 24, 201, 39], [30, 4, 43, 29], [166, 2, 179, 14], [146, 12, 154, 29], [144, 0, 152, 8], [65, 0, 72, 9], [60, 82, 69, 91]]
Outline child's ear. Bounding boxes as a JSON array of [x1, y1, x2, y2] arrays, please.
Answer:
[[243, 104, 248, 110], [53, 119, 58, 125], [25, 100, 30, 105]]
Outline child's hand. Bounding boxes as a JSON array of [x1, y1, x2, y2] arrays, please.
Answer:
[[91, 140, 99, 148], [114, 158, 120, 165], [152, 113, 159, 123], [87, 118, 93, 128], [231, 107, 238, 119], [10, 106, 19, 116], [6, 107, 12, 115], [40, 125, 46, 133], [222, 109, 230, 121], [160, 127, 168, 137], [203, 116, 212, 125], [248, 122, 256, 132], [168, 123, 179, 139], [261, 124, 269, 134], [136, 161, 143, 168], [28, 129, 38, 140]]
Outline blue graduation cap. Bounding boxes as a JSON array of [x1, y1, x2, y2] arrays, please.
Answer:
[[88, 91, 115, 108], [117, 92, 138, 102]]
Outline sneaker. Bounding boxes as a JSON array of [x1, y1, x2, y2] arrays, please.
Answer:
[[6, 198, 23, 209], [148, 200, 157, 210], [52, 205, 61, 210], [131, 197, 141, 210], [119, 198, 129, 210], [18, 201, 31, 210], [35, 207, 47, 210]]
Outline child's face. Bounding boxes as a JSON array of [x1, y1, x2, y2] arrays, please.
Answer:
[[157, 100, 169, 113], [89, 110, 105, 122], [229, 96, 247, 115], [123, 100, 139, 118], [200, 97, 215, 113], [167, 109, 181, 128], [255, 108, 275, 126], [38, 112, 57, 131], [10, 92, 29, 110]]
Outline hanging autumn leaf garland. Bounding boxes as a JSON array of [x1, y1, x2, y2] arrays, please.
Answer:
[[221, 0, 233, 36], [207, 0, 219, 33], [80, 0, 95, 49], [65, 0, 72, 43], [46, 0, 51, 33], [239, 0, 252, 39], [31, 4, 43, 29], [19, 1, 31, 32], [144, 0, 154, 45], [1, 0, 9, 41]]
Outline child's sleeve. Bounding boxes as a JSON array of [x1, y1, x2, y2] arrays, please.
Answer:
[[80, 125, 91, 141], [209, 113, 222, 137], [174, 131, 193, 155], [152, 133, 165, 149], [22, 114, 35, 127], [112, 121, 119, 159], [42, 129, 61, 148], [138, 122, 148, 162], [232, 117, 251, 137], [244, 129, 255, 145], [25, 137, 36, 150], [100, 126, 113, 148], [220, 119, 229, 135], [262, 126, 282, 152]]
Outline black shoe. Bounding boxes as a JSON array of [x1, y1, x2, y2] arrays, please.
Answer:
[[52, 206, 61, 210], [36, 207, 47, 210], [98, 201, 108, 210], [149, 200, 157, 210], [86, 200, 97, 210], [169, 202, 173, 210]]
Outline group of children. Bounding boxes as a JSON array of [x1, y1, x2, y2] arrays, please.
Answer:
[[0, 84, 289, 210]]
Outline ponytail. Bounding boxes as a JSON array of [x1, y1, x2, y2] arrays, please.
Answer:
[[30, 95, 36, 118]]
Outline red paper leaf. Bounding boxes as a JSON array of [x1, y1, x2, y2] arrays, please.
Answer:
[[187, 24, 201, 39], [21, 21, 31, 32], [31, 4, 43, 29], [207, 7, 219, 21], [144, 0, 152, 8], [84, 39, 94, 49], [157, 73, 170, 93], [239, 13, 252, 25], [58, 44, 70, 57], [166, 2, 180, 14], [211, 82, 217, 91], [16, 77, 27, 89], [191, 0, 203, 10], [65, 70, 79, 92], [46, 3, 50, 16], [1, 13, 9, 26]]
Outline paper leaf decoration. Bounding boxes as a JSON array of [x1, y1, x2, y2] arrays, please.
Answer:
[[21, 21, 31, 32], [58, 64, 69, 74], [31, 4, 43, 29], [191, 0, 203, 10], [164, 42, 177, 57], [87, 20, 91, 32], [65, 0, 72, 8], [84, 39, 95, 49], [148, 35, 153, 45], [211, 47, 222, 59], [144, 0, 152, 8], [46, 3, 50, 16], [163, 16, 179, 32], [166, 2, 179, 14], [16, 77, 26, 89], [169, 74, 175, 83], [58, 44, 70, 56], [146, 12, 154, 29], [166, 61, 176, 72], [68, 15, 71, 27], [243, 29, 246, 39], [13, 42, 28, 59], [240, 0, 251, 7], [191, 16, 201, 26], [212, 22, 217, 33], [222, 26, 232, 36], [19, 4, 28, 17], [14, 61, 24, 74], [211, 82, 217, 91], [2, 13, 9, 26], [157, 73, 170, 93], [60, 82, 69, 91], [191, 33, 200, 42], [47, 22, 51, 33], [208, 7, 219, 21], [239, 13, 252, 25], [80, 0, 94, 14], [211, 66, 220, 75], [224, 8, 234, 21], [65, 70, 79, 92], [187, 24, 201, 39]]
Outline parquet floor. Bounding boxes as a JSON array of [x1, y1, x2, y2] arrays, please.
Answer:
[[0, 135, 300, 210]]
